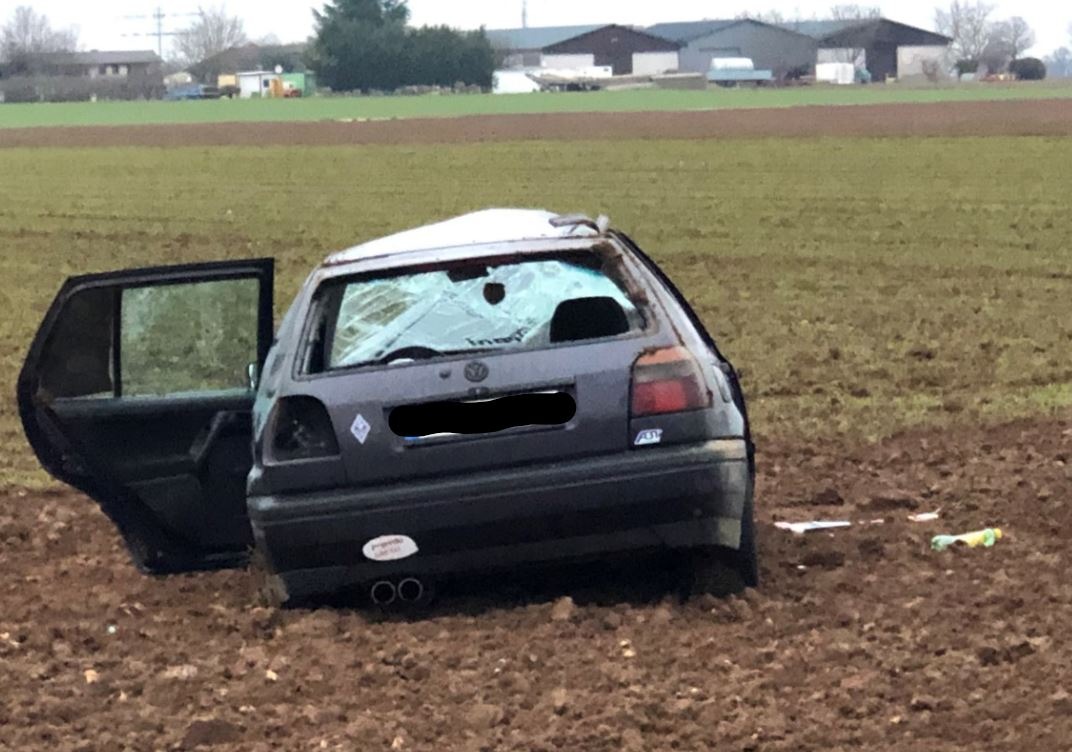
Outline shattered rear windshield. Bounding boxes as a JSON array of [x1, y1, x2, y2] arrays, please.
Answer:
[[305, 252, 643, 372]]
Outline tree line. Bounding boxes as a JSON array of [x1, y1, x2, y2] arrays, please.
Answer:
[[934, 2, 1054, 78], [3, 1, 1071, 89], [0, 1, 494, 92]]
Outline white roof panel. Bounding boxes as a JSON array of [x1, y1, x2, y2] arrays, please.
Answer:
[[325, 209, 600, 265]]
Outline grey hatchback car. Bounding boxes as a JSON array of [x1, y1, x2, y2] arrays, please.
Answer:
[[19, 209, 756, 605]]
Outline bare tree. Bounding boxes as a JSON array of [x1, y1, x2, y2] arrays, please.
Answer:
[[978, 35, 1010, 73], [994, 16, 1035, 60], [0, 6, 78, 62], [738, 10, 787, 24], [173, 5, 247, 66], [934, 1, 995, 62], [829, 5, 882, 21], [1045, 47, 1071, 78]]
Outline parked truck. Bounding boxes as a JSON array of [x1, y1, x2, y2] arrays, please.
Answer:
[[707, 57, 774, 87]]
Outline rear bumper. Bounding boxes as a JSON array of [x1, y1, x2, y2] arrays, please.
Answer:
[[248, 439, 752, 598]]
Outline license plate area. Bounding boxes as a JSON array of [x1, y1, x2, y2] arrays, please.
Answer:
[[389, 389, 577, 445]]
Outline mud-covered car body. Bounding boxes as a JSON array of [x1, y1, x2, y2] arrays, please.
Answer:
[[19, 209, 755, 604]]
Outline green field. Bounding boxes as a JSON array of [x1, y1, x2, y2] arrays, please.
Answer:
[[2, 136, 1070, 487], [2, 82, 1072, 128]]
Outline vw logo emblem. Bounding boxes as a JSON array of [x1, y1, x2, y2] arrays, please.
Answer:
[[464, 361, 489, 383]]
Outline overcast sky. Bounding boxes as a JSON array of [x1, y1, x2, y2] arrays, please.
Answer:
[[3, 1, 1069, 57]]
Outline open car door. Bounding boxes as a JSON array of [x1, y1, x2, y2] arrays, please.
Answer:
[[17, 259, 274, 574]]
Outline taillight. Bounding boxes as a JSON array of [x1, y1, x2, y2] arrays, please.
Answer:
[[268, 396, 340, 462], [631, 347, 711, 417]]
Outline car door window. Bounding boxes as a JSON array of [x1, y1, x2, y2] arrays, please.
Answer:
[[36, 278, 259, 401], [120, 279, 259, 397]]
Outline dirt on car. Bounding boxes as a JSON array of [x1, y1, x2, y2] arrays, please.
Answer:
[[1, 416, 1069, 751], [3, 98, 1072, 149]]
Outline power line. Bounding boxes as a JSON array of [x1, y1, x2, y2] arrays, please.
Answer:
[[120, 6, 199, 57]]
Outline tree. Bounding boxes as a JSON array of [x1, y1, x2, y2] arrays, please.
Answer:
[[312, 0, 409, 33], [934, 1, 995, 61], [173, 6, 247, 66], [829, 5, 882, 21], [1044, 47, 1072, 78], [738, 11, 787, 24], [308, 0, 493, 92], [1007, 57, 1045, 80], [990, 16, 1035, 62], [0, 6, 77, 63]]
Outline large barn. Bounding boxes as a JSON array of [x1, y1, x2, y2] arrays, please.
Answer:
[[781, 18, 952, 81], [648, 19, 816, 79], [540, 25, 681, 76], [486, 25, 605, 68], [488, 24, 681, 75], [488, 16, 951, 83]]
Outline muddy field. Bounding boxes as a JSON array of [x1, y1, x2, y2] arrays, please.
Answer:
[[3, 98, 1072, 148], [2, 97, 1071, 749], [1, 417, 1069, 751]]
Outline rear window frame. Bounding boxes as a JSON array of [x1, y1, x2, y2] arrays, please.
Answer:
[[292, 248, 656, 381]]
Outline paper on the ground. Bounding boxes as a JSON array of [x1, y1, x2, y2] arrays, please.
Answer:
[[908, 511, 941, 523], [774, 520, 852, 534]]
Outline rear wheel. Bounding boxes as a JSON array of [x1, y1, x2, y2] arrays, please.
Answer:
[[687, 497, 757, 598], [249, 547, 288, 608]]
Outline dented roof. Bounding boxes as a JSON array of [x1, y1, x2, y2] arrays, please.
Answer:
[[324, 209, 602, 266]]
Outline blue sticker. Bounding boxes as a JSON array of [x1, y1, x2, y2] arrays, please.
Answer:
[[634, 429, 664, 447]]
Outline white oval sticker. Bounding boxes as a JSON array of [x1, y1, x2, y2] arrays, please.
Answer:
[[362, 535, 419, 562]]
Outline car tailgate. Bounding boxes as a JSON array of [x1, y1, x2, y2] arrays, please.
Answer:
[[310, 337, 645, 486]]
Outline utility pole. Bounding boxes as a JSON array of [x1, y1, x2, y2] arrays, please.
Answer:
[[121, 6, 199, 57], [522, 0, 528, 29]]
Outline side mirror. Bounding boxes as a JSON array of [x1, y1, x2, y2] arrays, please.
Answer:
[[248, 362, 260, 392]]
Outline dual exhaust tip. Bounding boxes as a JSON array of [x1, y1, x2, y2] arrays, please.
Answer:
[[370, 577, 425, 606]]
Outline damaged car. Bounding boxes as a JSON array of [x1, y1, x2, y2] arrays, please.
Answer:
[[18, 209, 756, 606]]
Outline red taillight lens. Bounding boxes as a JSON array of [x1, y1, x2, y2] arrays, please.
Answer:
[[631, 347, 711, 417], [269, 396, 340, 462]]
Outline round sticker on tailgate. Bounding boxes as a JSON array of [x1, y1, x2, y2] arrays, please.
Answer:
[[363, 535, 419, 562]]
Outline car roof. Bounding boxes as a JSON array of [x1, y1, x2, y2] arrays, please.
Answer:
[[322, 209, 603, 268]]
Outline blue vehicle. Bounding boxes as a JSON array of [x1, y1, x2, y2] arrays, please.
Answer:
[[164, 84, 221, 101]]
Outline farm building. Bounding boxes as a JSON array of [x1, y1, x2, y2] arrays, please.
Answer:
[[540, 25, 681, 76], [0, 49, 163, 102], [780, 19, 952, 82], [486, 25, 604, 68], [3, 49, 163, 80], [188, 43, 308, 85], [648, 19, 816, 80], [487, 24, 680, 75]]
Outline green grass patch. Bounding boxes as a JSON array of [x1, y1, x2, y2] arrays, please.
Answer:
[[1, 136, 1070, 486], [2, 82, 1072, 128]]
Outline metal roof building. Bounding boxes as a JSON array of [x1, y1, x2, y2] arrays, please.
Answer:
[[648, 16, 951, 81], [486, 25, 606, 67], [541, 25, 681, 76], [649, 19, 816, 79], [781, 18, 952, 82]]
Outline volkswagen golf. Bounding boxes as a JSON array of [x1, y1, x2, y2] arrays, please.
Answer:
[[18, 209, 756, 606]]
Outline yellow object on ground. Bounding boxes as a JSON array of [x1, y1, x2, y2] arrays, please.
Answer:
[[931, 528, 1003, 551]]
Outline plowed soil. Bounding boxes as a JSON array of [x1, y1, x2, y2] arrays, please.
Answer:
[[2, 417, 1069, 751], [3, 98, 1072, 148]]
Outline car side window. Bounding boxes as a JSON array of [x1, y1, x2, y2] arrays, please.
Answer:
[[37, 286, 115, 400], [120, 279, 259, 396], [36, 277, 260, 401]]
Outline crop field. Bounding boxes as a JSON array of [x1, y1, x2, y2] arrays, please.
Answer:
[[1, 106, 1071, 751], [2, 134, 1069, 485], [1, 80, 1071, 128]]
